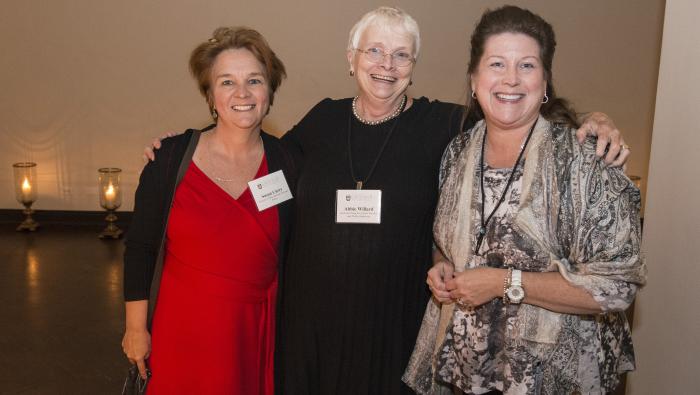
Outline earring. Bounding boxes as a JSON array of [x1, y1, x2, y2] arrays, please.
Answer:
[[471, 91, 477, 99], [542, 94, 549, 104], [349, 70, 355, 77], [409, 80, 413, 86], [212, 108, 218, 119]]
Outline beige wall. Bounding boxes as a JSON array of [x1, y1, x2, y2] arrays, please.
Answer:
[[0, 0, 663, 211], [627, 0, 699, 393]]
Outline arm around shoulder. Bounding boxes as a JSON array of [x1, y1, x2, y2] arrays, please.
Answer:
[[555, 137, 646, 312]]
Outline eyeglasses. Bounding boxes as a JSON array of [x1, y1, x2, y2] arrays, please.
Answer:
[[354, 47, 415, 67]]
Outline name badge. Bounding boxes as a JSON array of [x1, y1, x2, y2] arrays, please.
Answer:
[[335, 189, 382, 224], [248, 170, 293, 211]]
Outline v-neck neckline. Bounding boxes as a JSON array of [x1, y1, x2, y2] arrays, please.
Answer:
[[190, 156, 266, 202]]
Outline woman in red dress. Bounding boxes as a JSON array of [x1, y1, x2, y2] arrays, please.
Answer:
[[122, 27, 295, 394]]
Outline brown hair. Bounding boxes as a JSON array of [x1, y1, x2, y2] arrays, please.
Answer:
[[465, 6, 578, 128], [189, 27, 287, 117]]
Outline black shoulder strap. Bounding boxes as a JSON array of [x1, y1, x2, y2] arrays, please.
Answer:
[[146, 130, 201, 329]]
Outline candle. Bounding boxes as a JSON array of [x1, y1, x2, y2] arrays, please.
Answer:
[[13, 163, 39, 231], [21, 177, 32, 202], [104, 183, 116, 208], [97, 168, 123, 237]]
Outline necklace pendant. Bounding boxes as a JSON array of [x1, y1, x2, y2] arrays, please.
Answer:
[[479, 227, 486, 235]]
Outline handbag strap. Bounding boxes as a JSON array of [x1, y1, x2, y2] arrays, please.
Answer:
[[146, 130, 201, 329]]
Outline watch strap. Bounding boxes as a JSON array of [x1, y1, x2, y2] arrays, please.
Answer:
[[511, 269, 522, 287], [503, 267, 512, 305]]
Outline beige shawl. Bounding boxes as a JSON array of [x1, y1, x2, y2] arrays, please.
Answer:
[[403, 117, 646, 394]]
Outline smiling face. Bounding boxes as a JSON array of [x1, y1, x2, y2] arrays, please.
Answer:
[[347, 24, 415, 104], [471, 32, 546, 132], [210, 48, 270, 132]]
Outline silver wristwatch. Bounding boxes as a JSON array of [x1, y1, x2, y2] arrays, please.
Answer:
[[506, 269, 525, 304]]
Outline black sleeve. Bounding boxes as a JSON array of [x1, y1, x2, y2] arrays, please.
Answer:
[[278, 131, 303, 179], [123, 157, 165, 301], [280, 98, 333, 158], [262, 132, 300, 195], [461, 109, 480, 133], [435, 102, 471, 141]]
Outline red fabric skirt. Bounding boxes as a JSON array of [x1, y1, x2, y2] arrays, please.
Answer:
[[147, 158, 279, 395]]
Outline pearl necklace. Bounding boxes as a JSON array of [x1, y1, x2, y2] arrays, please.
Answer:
[[352, 95, 406, 125]]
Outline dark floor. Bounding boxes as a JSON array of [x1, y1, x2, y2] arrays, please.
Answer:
[[0, 218, 631, 394], [0, 223, 127, 394]]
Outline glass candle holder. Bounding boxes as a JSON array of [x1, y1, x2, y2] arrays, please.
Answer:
[[13, 162, 39, 231], [98, 168, 123, 239]]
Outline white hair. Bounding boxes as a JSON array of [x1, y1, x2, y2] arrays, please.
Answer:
[[347, 6, 421, 58]]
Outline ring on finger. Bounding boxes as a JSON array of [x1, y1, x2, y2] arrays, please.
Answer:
[[621, 144, 631, 151]]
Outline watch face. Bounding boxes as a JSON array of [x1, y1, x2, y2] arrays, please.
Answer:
[[507, 286, 525, 303]]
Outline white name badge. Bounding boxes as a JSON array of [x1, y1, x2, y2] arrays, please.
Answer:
[[248, 170, 293, 211], [335, 189, 382, 224]]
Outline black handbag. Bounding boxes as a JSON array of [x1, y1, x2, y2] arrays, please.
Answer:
[[122, 364, 151, 395], [120, 130, 201, 395]]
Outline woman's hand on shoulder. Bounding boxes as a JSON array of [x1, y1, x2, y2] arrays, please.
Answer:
[[122, 328, 151, 379], [576, 112, 630, 167], [143, 132, 178, 162]]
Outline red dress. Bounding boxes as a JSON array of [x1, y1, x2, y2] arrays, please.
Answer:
[[148, 157, 279, 395]]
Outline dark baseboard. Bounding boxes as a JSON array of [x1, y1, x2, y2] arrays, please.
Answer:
[[0, 209, 133, 228]]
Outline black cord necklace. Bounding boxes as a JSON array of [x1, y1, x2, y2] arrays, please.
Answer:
[[346, 95, 407, 190], [474, 121, 537, 255]]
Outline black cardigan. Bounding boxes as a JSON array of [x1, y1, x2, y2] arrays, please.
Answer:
[[123, 127, 297, 304]]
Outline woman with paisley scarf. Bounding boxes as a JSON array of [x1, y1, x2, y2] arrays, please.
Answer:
[[404, 6, 646, 395]]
